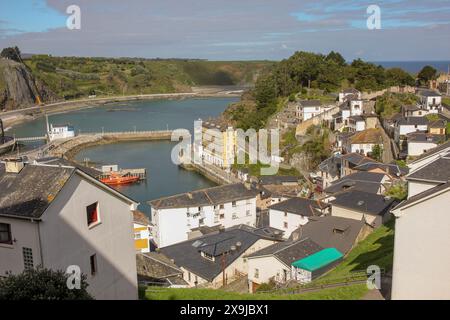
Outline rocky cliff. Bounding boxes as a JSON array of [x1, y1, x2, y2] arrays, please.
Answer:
[[0, 58, 57, 110]]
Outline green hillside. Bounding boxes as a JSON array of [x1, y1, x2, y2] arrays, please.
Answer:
[[24, 55, 273, 100]]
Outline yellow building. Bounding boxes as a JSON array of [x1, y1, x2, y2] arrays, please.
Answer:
[[133, 210, 152, 253], [201, 120, 236, 168]]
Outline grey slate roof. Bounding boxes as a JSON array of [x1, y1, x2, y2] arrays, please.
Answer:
[[269, 197, 328, 216], [407, 155, 450, 183], [354, 162, 408, 177], [324, 171, 388, 194], [331, 190, 397, 216], [0, 163, 74, 219], [299, 100, 322, 107], [149, 183, 259, 209], [397, 117, 429, 126], [341, 153, 373, 167], [343, 88, 360, 94], [407, 132, 443, 143], [392, 181, 450, 211], [318, 155, 342, 179], [419, 90, 442, 97], [294, 216, 365, 255], [259, 176, 300, 185], [160, 225, 281, 281], [35, 157, 102, 178], [247, 238, 323, 266]]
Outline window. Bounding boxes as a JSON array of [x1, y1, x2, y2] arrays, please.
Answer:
[[188, 272, 191, 282], [23, 247, 33, 270], [86, 202, 99, 227], [219, 214, 225, 219], [284, 222, 288, 229], [232, 213, 238, 220], [220, 204, 224, 209], [254, 268, 259, 279], [0, 223, 12, 244], [284, 211, 288, 217], [246, 210, 251, 217], [202, 252, 214, 261], [90, 254, 97, 276], [232, 201, 237, 207], [135, 232, 141, 239]]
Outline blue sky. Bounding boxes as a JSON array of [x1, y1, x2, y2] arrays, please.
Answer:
[[0, 0, 449, 61]]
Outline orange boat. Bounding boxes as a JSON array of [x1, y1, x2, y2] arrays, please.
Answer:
[[100, 173, 140, 186]]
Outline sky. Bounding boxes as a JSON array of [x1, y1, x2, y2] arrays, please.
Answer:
[[0, 0, 450, 61]]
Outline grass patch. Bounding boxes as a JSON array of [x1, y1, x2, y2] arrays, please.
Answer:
[[144, 284, 368, 300], [317, 221, 395, 282]]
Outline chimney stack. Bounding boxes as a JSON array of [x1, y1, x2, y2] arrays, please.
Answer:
[[4, 158, 25, 174]]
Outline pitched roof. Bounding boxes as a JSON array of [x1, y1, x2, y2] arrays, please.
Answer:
[[292, 248, 343, 271], [269, 197, 328, 216], [343, 88, 360, 94], [407, 155, 450, 183], [324, 171, 388, 194], [428, 119, 447, 129], [34, 157, 102, 178], [149, 183, 259, 209], [299, 100, 322, 107], [354, 162, 408, 177], [340, 153, 375, 166], [349, 129, 384, 144], [247, 238, 323, 267], [0, 163, 75, 219], [397, 117, 429, 126], [392, 181, 450, 212], [160, 225, 281, 281], [331, 190, 397, 216], [407, 132, 443, 144], [419, 90, 442, 97], [294, 215, 365, 254], [133, 210, 150, 225], [259, 176, 299, 185], [136, 252, 183, 280]]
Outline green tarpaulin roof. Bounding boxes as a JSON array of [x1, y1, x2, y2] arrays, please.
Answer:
[[292, 248, 343, 272]]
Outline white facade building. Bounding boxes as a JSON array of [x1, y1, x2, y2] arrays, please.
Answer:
[[150, 183, 260, 248], [0, 160, 139, 300], [269, 197, 329, 239], [419, 90, 442, 113], [391, 182, 450, 299], [297, 100, 323, 121]]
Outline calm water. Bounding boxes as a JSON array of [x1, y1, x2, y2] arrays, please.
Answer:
[[12, 97, 238, 214]]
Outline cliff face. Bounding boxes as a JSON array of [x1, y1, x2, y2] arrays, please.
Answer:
[[0, 58, 56, 110]]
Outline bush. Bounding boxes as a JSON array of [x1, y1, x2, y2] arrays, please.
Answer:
[[0, 267, 93, 300]]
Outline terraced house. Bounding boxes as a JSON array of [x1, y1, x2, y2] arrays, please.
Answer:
[[149, 183, 260, 248], [0, 159, 139, 300]]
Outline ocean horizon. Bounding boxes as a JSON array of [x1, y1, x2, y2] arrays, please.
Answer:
[[372, 60, 450, 74]]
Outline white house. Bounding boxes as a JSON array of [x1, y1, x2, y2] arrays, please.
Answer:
[[330, 190, 396, 228], [297, 100, 323, 121], [149, 183, 260, 248], [339, 88, 361, 103], [269, 197, 329, 239], [394, 117, 429, 143], [406, 133, 441, 157], [419, 90, 442, 113], [46, 114, 75, 141], [405, 151, 450, 198], [348, 116, 366, 132], [391, 181, 450, 299], [247, 238, 344, 292], [0, 159, 139, 300], [346, 128, 384, 157], [349, 99, 364, 116], [407, 140, 450, 173], [161, 225, 282, 288]]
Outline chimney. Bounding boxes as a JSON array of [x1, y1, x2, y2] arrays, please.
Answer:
[[187, 192, 193, 199], [235, 241, 242, 251], [4, 158, 25, 174]]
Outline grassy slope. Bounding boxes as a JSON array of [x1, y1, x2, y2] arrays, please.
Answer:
[[23, 56, 272, 100], [315, 221, 395, 282], [143, 284, 367, 300]]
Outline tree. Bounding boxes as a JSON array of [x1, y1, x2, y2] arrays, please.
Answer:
[[0, 267, 93, 300], [418, 65, 437, 85], [371, 144, 383, 162], [385, 68, 415, 86], [0, 46, 22, 62], [326, 51, 346, 66]]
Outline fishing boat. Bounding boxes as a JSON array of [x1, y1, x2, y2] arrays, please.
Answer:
[[100, 172, 140, 186]]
